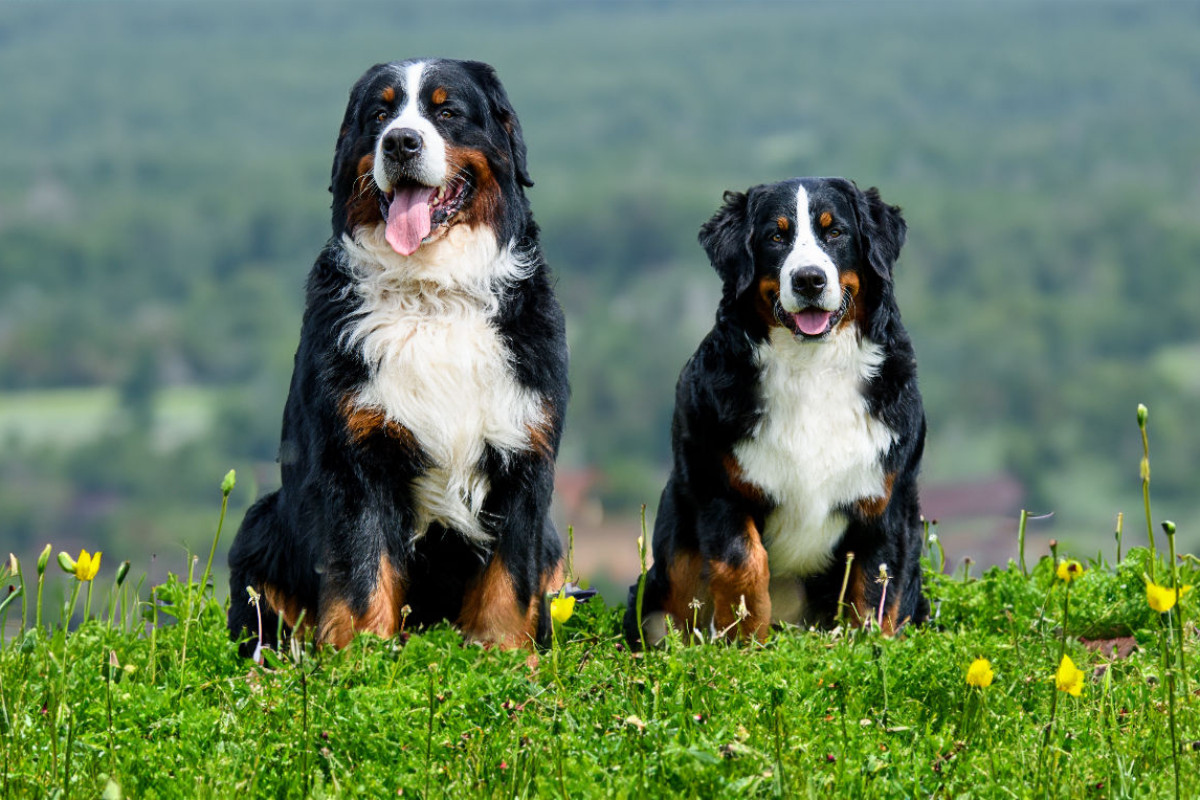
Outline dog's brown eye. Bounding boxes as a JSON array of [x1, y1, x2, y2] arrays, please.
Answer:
[[827, 228, 842, 240], [439, 109, 454, 120], [770, 233, 784, 243], [376, 112, 388, 123]]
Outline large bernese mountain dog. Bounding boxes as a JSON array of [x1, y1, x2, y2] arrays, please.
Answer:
[[624, 177, 928, 647], [227, 59, 568, 656]]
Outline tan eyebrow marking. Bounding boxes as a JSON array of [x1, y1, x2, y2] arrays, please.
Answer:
[[775, 216, 789, 231], [819, 212, 833, 228], [431, 87, 448, 105], [381, 86, 396, 103]]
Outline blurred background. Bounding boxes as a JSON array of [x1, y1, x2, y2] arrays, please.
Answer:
[[2, 1, 1198, 602]]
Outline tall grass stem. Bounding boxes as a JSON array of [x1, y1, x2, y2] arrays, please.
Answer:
[[199, 470, 235, 607], [635, 505, 648, 652], [1138, 404, 1156, 580], [1018, 509, 1029, 576]]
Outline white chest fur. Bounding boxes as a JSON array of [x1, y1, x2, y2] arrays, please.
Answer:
[[733, 326, 895, 584], [340, 226, 543, 545]]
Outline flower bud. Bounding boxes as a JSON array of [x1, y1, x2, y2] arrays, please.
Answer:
[[58, 551, 77, 574], [1137, 403, 1148, 427], [37, 544, 52, 576], [1161, 520, 1176, 537], [115, 560, 131, 587], [221, 469, 237, 497], [7, 553, 17, 577]]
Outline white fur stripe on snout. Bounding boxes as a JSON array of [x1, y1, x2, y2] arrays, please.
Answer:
[[779, 183, 841, 313], [373, 61, 448, 192]]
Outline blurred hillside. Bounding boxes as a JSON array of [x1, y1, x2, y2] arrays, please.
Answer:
[[1, 1, 1198, 586]]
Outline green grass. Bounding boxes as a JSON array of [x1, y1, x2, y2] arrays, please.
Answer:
[[1, 532, 1196, 799]]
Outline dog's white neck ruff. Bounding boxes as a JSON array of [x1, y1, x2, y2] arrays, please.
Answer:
[[339, 224, 542, 546], [732, 325, 895, 620]]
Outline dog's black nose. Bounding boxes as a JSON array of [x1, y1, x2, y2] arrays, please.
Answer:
[[792, 266, 828, 299], [382, 127, 423, 160]]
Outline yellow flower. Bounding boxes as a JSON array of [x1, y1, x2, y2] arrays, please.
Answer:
[[1146, 579, 1192, 614], [550, 594, 575, 625], [966, 658, 994, 689], [1055, 654, 1084, 697], [74, 549, 101, 582], [1056, 559, 1084, 583]]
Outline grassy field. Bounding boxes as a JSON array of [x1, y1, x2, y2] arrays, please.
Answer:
[[0, 481, 1196, 799]]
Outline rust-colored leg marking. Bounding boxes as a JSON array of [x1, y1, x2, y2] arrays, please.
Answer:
[[663, 549, 707, 637], [844, 562, 869, 627], [262, 583, 313, 634], [317, 555, 404, 648], [709, 519, 771, 643], [458, 556, 538, 650]]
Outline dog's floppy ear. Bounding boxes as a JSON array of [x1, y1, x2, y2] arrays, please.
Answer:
[[859, 186, 906, 282], [463, 61, 533, 188], [329, 65, 385, 195], [699, 190, 754, 299]]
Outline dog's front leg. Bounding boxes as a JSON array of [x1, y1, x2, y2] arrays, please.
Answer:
[[698, 500, 771, 643], [315, 497, 408, 649], [456, 456, 562, 649]]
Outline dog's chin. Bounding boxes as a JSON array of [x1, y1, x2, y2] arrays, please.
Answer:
[[775, 292, 850, 340]]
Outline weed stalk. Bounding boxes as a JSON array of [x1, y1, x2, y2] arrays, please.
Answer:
[[199, 470, 236, 607], [424, 663, 438, 799], [770, 685, 787, 798], [1161, 521, 1188, 699], [12, 555, 26, 634], [105, 650, 117, 774], [836, 552, 855, 627], [1039, 573, 1073, 790], [35, 544, 51, 631], [1114, 512, 1124, 564], [175, 554, 198, 700], [148, 586, 159, 684], [1137, 404, 1156, 580], [1159, 608, 1181, 800], [108, 561, 130, 627], [1018, 509, 1029, 577], [635, 505, 648, 652]]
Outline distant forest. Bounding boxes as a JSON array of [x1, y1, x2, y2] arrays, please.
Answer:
[[1, 1, 1198, 565]]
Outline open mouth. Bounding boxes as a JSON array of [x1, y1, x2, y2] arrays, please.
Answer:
[[379, 174, 469, 256], [774, 290, 851, 339]]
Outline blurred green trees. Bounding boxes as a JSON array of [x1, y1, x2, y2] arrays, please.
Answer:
[[1, 1, 1197, 556]]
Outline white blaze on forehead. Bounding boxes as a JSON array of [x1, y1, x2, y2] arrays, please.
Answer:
[[373, 60, 448, 192], [779, 182, 841, 313]]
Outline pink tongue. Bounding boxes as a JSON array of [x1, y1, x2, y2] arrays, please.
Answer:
[[385, 186, 437, 255], [794, 309, 833, 336]]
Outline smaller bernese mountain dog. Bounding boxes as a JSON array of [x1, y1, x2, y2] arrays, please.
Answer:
[[227, 59, 568, 656], [624, 177, 928, 647]]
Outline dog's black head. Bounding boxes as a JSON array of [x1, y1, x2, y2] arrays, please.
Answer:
[[330, 58, 532, 253], [699, 177, 906, 342]]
